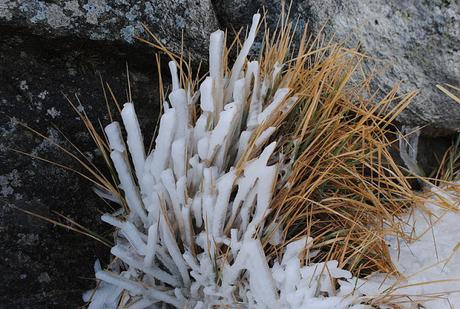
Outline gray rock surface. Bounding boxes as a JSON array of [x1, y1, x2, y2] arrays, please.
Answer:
[[0, 30, 162, 308], [0, 0, 219, 62], [214, 0, 460, 133]]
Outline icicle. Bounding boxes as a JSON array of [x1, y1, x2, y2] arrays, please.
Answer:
[[233, 78, 247, 105], [156, 244, 181, 280], [399, 125, 422, 176], [93, 186, 121, 204], [176, 176, 188, 207], [246, 61, 261, 130], [121, 103, 146, 182], [206, 103, 238, 167], [147, 108, 177, 182], [194, 114, 208, 146], [202, 167, 217, 231], [245, 239, 279, 307], [227, 142, 277, 230], [197, 136, 209, 161], [213, 104, 240, 169], [282, 237, 311, 266], [236, 130, 252, 161], [159, 213, 191, 288], [171, 138, 186, 179], [191, 193, 203, 228], [200, 77, 215, 113], [110, 151, 148, 225], [160, 169, 185, 237], [128, 299, 157, 309], [144, 224, 158, 268], [211, 170, 236, 239], [255, 127, 276, 147], [188, 155, 203, 193], [225, 13, 261, 103], [169, 89, 189, 139], [121, 221, 147, 255], [96, 271, 144, 295], [101, 213, 124, 229], [105, 122, 126, 152], [169, 61, 180, 91], [111, 244, 179, 286], [209, 30, 225, 116], [145, 191, 161, 226], [252, 164, 277, 225], [239, 183, 258, 232], [144, 288, 184, 308], [182, 204, 193, 249], [86, 282, 122, 309], [257, 88, 290, 124]]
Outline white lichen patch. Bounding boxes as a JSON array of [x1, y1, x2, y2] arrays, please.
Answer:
[[125, 4, 139, 22], [175, 15, 186, 29], [119, 25, 135, 43], [38, 272, 51, 283], [0, 0, 16, 20], [17, 233, 39, 246], [0, 116, 18, 135], [31, 127, 61, 157], [83, 0, 110, 25], [0, 169, 22, 197], [29, 1, 48, 23], [76, 103, 85, 113], [19, 80, 29, 91], [119, 23, 144, 43], [46, 4, 70, 28], [37, 90, 48, 99], [46, 107, 61, 119], [63, 0, 83, 17]]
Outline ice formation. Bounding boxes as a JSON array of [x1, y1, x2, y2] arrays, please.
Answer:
[[85, 14, 378, 308], [83, 13, 460, 309]]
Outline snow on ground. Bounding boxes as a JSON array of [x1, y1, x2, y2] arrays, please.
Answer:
[[384, 184, 460, 308]]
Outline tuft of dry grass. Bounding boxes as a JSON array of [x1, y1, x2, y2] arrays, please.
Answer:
[[234, 17, 425, 277], [213, 14, 425, 277]]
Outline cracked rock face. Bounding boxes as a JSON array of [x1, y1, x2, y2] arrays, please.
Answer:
[[214, 0, 460, 133]]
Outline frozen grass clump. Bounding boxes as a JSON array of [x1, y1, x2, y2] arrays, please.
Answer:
[[78, 13, 425, 307], [20, 10, 456, 308]]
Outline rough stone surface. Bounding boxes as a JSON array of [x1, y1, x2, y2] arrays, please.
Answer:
[[0, 0, 219, 62], [0, 29, 161, 308], [214, 0, 460, 134]]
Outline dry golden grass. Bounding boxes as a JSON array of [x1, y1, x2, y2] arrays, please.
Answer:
[[212, 14, 426, 277]]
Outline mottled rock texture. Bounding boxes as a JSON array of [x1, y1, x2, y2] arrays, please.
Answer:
[[0, 30, 161, 308], [0, 0, 458, 307], [214, 0, 460, 133], [0, 0, 219, 61]]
